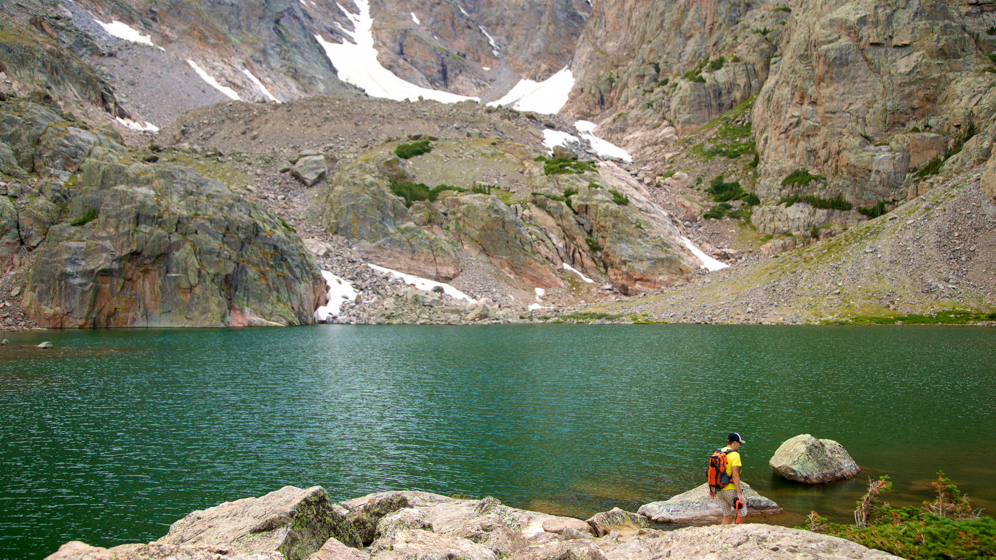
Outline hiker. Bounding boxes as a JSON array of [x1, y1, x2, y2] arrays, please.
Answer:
[[709, 432, 746, 525]]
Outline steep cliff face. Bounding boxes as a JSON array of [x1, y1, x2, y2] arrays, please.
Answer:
[[752, 0, 996, 205], [564, 0, 779, 156], [0, 98, 326, 328], [366, 0, 589, 98]]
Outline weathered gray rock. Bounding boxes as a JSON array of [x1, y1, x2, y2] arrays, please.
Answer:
[[600, 524, 902, 559], [339, 492, 413, 547], [752, 0, 996, 205], [983, 152, 996, 201], [158, 486, 345, 559], [541, 516, 594, 536], [369, 529, 497, 560], [752, 203, 865, 236], [37, 341, 53, 349], [637, 482, 782, 524], [319, 158, 460, 281], [375, 508, 433, 540], [45, 541, 283, 560], [307, 537, 370, 560], [23, 161, 326, 328], [585, 508, 648, 537], [290, 155, 327, 187], [48, 488, 901, 560], [769, 434, 860, 484], [508, 539, 606, 560]]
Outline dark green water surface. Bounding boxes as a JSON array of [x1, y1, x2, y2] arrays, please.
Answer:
[[1, 325, 994, 558]]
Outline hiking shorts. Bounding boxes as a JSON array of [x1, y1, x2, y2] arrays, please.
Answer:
[[715, 489, 737, 516]]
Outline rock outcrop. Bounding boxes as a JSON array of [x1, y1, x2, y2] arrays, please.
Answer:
[[317, 139, 702, 295], [158, 486, 347, 559], [0, 97, 326, 328], [769, 434, 861, 484], [584, 507, 648, 536], [46, 488, 901, 560], [752, 0, 996, 205], [637, 482, 783, 524]]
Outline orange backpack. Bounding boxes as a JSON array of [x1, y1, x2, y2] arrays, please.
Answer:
[[707, 448, 732, 491]]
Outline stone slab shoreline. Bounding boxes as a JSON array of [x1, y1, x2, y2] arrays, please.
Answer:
[[46, 486, 900, 560]]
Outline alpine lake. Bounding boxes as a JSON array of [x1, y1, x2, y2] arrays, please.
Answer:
[[2, 324, 994, 559]]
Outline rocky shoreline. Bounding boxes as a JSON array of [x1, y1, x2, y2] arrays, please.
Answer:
[[47, 487, 900, 560]]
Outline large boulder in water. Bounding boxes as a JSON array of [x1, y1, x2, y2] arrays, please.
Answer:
[[769, 434, 860, 484], [638, 482, 783, 524]]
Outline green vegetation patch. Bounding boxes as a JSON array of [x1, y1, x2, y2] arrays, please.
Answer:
[[70, 208, 97, 227], [857, 200, 891, 219], [806, 473, 996, 560], [778, 194, 852, 211], [535, 156, 597, 175], [608, 189, 630, 205], [781, 168, 823, 187], [389, 181, 465, 207], [395, 140, 433, 159], [847, 310, 996, 325], [915, 121, 977, 178], [561, 312, 624, 322]]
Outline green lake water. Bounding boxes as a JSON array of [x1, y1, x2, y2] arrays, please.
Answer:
[[1, 325, 994, 558]]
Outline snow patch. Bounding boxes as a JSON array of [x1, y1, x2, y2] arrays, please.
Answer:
[[368, 264, 476, 304], [479, 26, 499, 56], [411, 12, 420, 25], [240, 68, 279, 102], [489, 67, 574, 114], [187, 60, 241, 101], [97, 20, 154, 46], [115, 117, 159, 132], [316, 0, 478, 103], [575, 121, 633, 163], [542, 130, 579, 152], [680, 237, 729, 272], [563, 263, 594, 283], [315, 271, 358, 322]]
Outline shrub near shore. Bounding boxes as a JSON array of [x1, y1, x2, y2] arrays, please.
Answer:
[[806, 472, 996, 559]]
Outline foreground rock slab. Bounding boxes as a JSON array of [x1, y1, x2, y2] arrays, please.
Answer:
[[602, 524, 901, 560], [47, 488, 902, 560], [637, 482, 783, 524], [158, 486, 344, 559], [769, 434, 861, 484]]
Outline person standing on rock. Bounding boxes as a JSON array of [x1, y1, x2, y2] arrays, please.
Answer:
[[710, 432, 746, 525]]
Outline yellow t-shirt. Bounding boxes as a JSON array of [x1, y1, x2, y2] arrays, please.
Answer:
[[722, 447, 742, 491]]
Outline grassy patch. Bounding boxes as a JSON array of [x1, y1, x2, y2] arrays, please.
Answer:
[[561, 312, 624, 322], [389, 181, 465, 207], [608, 189, 630, 205], [395, 140, 432, 159], [278, 216, 296, 233], [779, 194, 853, 211], [781, 168, 823, 187], [847, 310, 996, 325], [857, 200, 891, 219], [70, 208, 97, 227], [535, 156, 597, 175]]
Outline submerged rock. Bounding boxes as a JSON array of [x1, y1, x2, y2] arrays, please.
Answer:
[[637, 482, 783, 524], [769, 434, 860, 484]]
